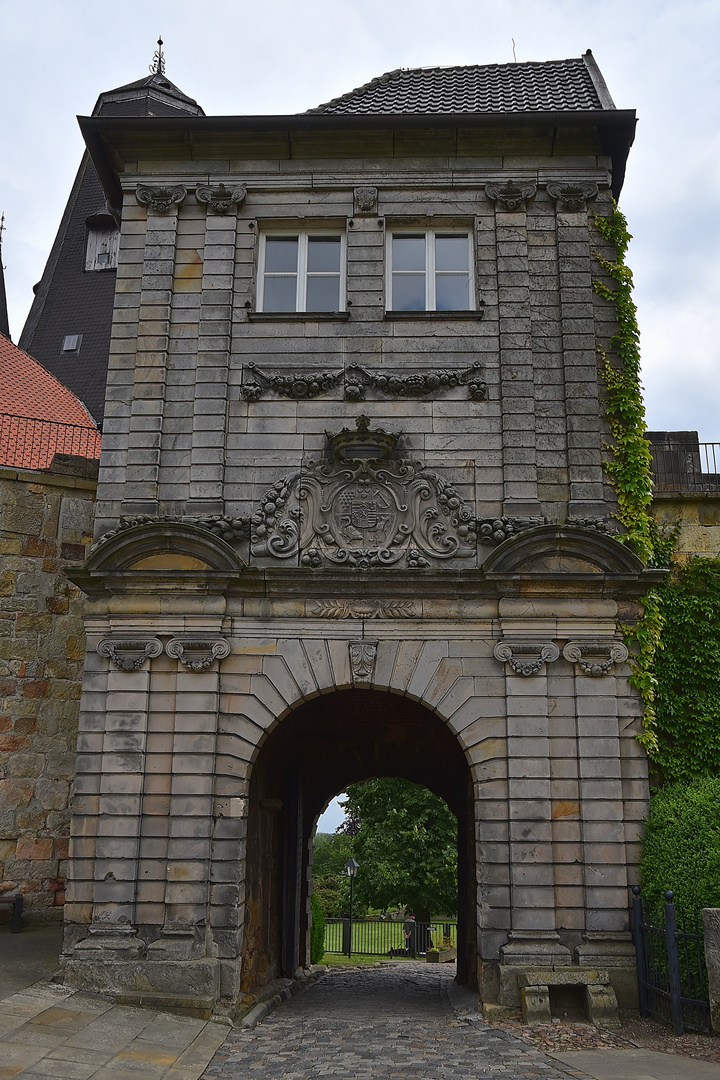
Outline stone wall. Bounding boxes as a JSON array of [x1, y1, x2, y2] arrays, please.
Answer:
[[0, 463, 95, 922], [653, 493, 720, 561]]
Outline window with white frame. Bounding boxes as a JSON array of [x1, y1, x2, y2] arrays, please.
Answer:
[[388, 231, 473, 311], [258, 232, 344, 312]]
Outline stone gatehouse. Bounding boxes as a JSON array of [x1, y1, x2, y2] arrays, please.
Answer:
[[58, 54, 661, 1015]]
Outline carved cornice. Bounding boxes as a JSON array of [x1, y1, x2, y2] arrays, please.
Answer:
[[345, 362, 486, 402], [350, 640, 377, 680], [135, 185, 187, 214], [494, 640, 560, 676], [97, 637, 163, 671], [485, 180, 537, 212], [311, 599, 417, 619], [240, 362, 343, 401], [354, 186, 378, 214], [196, 183, 247, 215], [547, 182, 598, 213], [477, 515, 549, 546], [251, 449, 477, 570], [166, 637, 230, 671], [562, 640, 628, 676]]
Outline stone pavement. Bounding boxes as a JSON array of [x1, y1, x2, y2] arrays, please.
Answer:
[[201, 963, 720, 1080]]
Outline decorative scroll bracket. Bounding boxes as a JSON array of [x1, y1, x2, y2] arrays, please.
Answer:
[[354, 186, 378, 215], [562, 640, 628, 676], [135, 185, 187, 214], [547, 182, 599, 213], [485, 180, 537, 212], [196, 184, 247, 215], [97, 637, 163, 672], [349, 640, 377, 681], [166, 637, 230, 671], [494, 640, 560, 676]]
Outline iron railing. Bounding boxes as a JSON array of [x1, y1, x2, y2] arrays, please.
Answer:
[[324, 917, 457, 957], [0, 414, 101, 476], [648, 439, 720, 493], [632, 887, 711, 1034]]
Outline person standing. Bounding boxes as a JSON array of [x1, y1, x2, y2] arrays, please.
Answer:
[[403, 913, 416, 956]]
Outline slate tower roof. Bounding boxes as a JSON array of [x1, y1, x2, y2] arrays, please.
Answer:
[[19, 50, 203, 425], [310, 51, 615, 114]]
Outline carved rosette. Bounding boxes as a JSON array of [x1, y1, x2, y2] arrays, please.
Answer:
[[196, 183, 247, 215], [250, 456, 477, 570], [485, 180, 537, 212], [311, 599, 417, 619], [354, 186, 378, 215], [135, 185, 187, 214], [349, 640, 377, 681], [546, 182, 599, 213], [494, 641, 560, 676], [562, 641, 628, 676], [97, 637, 163, 671], [165, 638, 230, 671]]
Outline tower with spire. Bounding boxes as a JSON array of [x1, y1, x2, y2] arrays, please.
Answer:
[[18, 44, 203, 423], [0, 214, 10, 340]]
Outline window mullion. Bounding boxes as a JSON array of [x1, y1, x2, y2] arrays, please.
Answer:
[[297, 233, 308, 312], [427, 229, 436, 310]]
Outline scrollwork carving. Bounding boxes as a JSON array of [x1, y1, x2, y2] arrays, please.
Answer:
[[547, 182, 598, 213], [485, 180, 537, 212], [311, 599, 417, 619], [196, 183, 247, 215], [349, 640, 377, 680], [562, 640, 628, 676], [97, 637, 163, 671], [354, 186, 378, 214], [494, 640, 560, 676], [166, 638, 230, 671], [135, 185, 187, 213]]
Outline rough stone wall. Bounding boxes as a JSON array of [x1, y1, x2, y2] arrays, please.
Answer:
[[0, 465, 95, 921], [652, 494, 720, 561]]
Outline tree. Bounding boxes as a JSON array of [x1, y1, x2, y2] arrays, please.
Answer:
[[340, 778, 458, 924], [311, 831, 353, 917]]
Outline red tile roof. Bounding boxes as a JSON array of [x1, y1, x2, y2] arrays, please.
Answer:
[[0, 333, 101, 470]]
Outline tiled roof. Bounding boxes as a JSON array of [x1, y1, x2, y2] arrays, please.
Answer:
[[310, 54, 614, 115], [0, 334, 100, 470]]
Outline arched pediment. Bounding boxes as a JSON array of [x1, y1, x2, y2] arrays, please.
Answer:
[[83, 521, 246, 574], [482, 525, 644, 576]]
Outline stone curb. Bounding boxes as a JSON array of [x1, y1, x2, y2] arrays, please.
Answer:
[[238, 968, 325, 1030]]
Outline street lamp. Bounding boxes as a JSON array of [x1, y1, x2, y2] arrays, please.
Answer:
[[345, 858, 359, 957]]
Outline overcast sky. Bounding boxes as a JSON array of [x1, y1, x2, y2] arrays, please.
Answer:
[[2, 0, 718, 437]]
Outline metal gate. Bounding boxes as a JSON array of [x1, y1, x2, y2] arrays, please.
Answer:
[[324, 918, 457, 957], [632, 887, 711, 1034]]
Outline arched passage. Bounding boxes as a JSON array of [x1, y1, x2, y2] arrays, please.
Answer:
[[241, 688, 476, 992]]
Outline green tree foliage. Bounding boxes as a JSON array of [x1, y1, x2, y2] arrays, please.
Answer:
[[640, 777, 720, 913], [341, 778, 458, 922], [311, 831, 353, 917], [650, 557, 720, 779], [310, 891, 326, 963]]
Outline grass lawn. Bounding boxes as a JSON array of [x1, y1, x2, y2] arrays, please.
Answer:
[[321, 952, 417, 967]]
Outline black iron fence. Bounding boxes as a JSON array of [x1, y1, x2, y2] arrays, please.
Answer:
[[632, 887, 711, 1034], [647, 437, 720, 492], [0, 414, 101, 475], [324, 918, 457, 957]]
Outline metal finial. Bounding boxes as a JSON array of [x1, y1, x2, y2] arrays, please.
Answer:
[[150, 36, 165, 76], [0, 214, 5, 248]]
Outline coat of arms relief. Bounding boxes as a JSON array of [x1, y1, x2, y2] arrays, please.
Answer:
[[250, 417, 477, 570]]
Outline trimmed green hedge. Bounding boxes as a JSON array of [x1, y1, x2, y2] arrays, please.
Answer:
[[640, 777, 720, 913], [310, 891, 326, 964]]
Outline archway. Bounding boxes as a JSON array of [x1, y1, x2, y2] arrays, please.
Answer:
[[241, 689, 476, 993]]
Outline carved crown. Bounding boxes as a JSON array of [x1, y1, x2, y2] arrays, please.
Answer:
[[326, 415, 400, 462]]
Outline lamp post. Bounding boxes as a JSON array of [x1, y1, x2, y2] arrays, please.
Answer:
[[345, 858, 359, 957]]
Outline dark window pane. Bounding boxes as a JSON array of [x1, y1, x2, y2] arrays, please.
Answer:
[[308, 237, 341, 272], [436, 273, 469, 310], [265, 237, 298, 273], [263, 275, 297, 311], [435, 235, 469, 272], [392, 273, 426, 311], [392, 235, 425, 271], [307, 275, 340, 311]]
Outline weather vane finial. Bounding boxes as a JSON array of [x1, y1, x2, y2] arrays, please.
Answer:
[[150, 36, 165, 76]]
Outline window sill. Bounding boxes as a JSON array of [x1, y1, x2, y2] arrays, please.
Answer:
[[247, 311, 350, 322], [384, 309, 483, 320]]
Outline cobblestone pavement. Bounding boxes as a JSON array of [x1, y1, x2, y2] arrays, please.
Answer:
[[202, 963, 590, 1080]]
